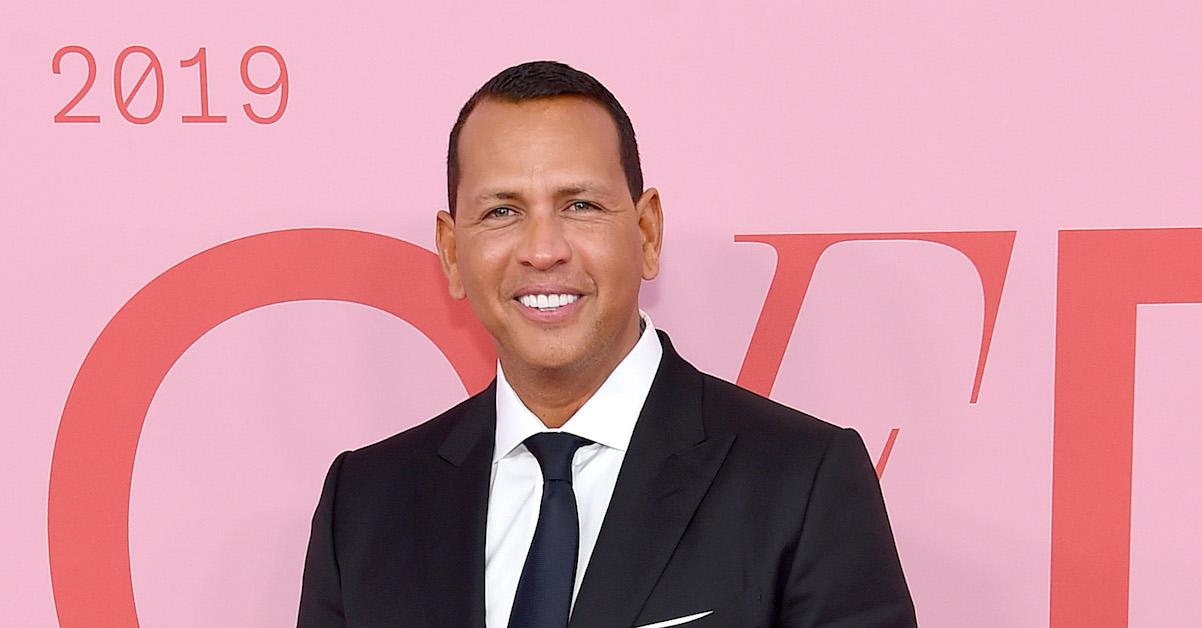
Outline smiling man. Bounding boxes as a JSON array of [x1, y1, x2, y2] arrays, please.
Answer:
[[298, 61, 916, 628]]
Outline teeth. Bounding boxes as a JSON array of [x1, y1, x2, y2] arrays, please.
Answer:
[[518, 293, 579, 310]]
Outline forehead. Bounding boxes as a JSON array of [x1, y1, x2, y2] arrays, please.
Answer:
[[456, 96, 626, 198]]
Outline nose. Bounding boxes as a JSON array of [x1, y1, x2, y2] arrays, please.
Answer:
[[515, 210, 572, 270]]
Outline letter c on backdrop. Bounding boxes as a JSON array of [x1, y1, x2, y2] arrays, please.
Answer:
[[47, 228, 495, 628]]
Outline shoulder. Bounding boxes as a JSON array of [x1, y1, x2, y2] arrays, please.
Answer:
[[696, 371, 868, 472], [337, 382, 495, 478], [699, 372, 847, 441], [654, 328, 862, 465]]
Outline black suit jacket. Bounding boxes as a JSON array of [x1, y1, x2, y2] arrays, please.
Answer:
[[298, 330, 916, 627]]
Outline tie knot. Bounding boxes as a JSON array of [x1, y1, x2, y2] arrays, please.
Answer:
[[523, 432, 592, 483]]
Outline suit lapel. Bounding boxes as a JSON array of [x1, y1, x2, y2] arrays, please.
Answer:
[[413, 381, 496, 628], [569, 332, 736, 628]]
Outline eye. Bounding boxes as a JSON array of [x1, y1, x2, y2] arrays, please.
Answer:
[[568, 200, 598, 212], [485, 206, 515, 219]]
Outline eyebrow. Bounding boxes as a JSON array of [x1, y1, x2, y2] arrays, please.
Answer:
[[474, 183, 613, 204], [475, 190, 521, 202]]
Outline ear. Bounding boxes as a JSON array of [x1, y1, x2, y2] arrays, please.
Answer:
[[435, 210, 466, 299], [635, 187, 664, 280]]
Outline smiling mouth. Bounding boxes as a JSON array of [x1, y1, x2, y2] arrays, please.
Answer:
[[516, 293, 580, 312]]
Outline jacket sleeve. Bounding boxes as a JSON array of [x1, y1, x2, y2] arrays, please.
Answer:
[[297, 451, 351, 628], [778, 428, 917, 627]]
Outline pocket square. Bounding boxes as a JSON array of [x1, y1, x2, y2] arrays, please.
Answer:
[[633, 610, 714, 628]]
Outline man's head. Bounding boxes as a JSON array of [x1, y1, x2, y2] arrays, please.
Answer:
[[435, 60, 663, 382], [445, 60, 644, 218]]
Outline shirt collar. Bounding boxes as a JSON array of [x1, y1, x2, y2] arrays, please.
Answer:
[[493, 310, 663, 463]]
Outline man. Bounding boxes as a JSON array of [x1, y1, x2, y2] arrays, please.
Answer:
[[298, 60, 916, 628]]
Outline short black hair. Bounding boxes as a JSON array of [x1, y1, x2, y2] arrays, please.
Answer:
[[446, 60, 643, 217]]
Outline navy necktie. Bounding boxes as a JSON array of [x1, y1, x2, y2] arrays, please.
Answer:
[[507, 432, 593, 628]]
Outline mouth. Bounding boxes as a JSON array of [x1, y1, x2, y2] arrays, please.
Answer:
[[511, 289, 585, 323], [515, 292, 581, 312]]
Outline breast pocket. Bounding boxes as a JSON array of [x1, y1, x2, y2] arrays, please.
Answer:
[[633, 609, 716, 628], [633, 586, 765, 628]]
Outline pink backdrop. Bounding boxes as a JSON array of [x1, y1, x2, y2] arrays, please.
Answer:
[[3, 1, 1201, 626]]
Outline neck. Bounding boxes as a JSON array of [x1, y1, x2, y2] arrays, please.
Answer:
[[503, 313, 644, 428]]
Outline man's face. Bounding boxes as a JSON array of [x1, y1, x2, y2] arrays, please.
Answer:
[[436, 95, 662, 379]]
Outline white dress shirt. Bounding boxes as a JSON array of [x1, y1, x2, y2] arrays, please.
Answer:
[[484, 311, 663, 628]]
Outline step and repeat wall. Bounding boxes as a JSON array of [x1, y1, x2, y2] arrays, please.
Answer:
[[4, 1, 1201, 626]]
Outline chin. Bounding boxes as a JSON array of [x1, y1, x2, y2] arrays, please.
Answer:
[[506, 338, 590, 373], [524, 348, 587, 373]]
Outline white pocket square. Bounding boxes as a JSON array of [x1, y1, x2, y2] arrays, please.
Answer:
[[634, 610, 714, 628]]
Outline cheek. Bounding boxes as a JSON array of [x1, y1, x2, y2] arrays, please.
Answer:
[[576, 231, 646, 288], [456, 238, 511, 294], [460, 263, 502, 303]]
